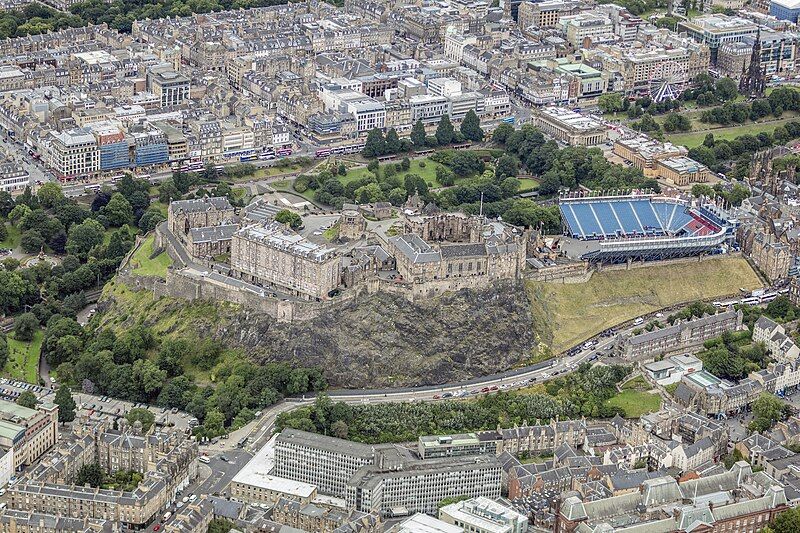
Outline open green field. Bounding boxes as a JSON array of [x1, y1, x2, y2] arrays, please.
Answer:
[[666, 117, 800, 148], [605, 390, 662, 418], [518, 178, 540, 192], [527, 257, 761, 353], [5, 330, 43, 384], [252, 164, 307, 180], [0, 223, 20, 250], [130, 235, 171, 279], [341, 158, 447, 188]]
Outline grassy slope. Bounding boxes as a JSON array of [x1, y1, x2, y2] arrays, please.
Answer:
[[605, 390, 662, 418], [527, 257, 761, 353], [666, 116, 800, 148], [130, 235, 172, 278], [341, 159, 447, 189], [5, 330, 43, 384]]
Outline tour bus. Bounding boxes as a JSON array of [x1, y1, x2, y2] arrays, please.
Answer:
[[276, 147, 293, 156]]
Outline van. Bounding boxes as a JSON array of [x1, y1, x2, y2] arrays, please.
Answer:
[[162, 512, 172, 522], [198, 456, 210, 464], [633, 317, 644, 326]]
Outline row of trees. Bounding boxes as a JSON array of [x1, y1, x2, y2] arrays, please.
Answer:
[[687, 124, 800, 177], [48, 319, 325, 436], [699, 86, 800, 126], [277, 364, 631, 443], [363, 112, 485, 159], [0, 0, 293, 38], [492, 123, 659, 195]]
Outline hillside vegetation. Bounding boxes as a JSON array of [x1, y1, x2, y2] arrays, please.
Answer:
[[97, 280, 540, 388], [528, 256, 761, 353]]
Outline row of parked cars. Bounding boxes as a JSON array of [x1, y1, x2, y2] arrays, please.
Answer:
[[0, 378, 50, 401]]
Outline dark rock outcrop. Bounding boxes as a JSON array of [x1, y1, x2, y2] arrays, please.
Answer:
[[101, 281, 539, 388]]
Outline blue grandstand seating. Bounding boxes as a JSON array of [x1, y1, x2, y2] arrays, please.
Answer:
[[631, 200, 661, 231], [569, 203, 603, 236], [559, 198, 716, 240]]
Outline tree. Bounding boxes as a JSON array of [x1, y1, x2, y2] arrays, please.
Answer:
[[274, 210, 302, 229], [764, 507, 800, 533], [13, 312, 39, 342], [208, 519, 236, 533], [158, 179, 181, 204], [36, 182, 64, 209], [126, 407, 156, 432], [0, 335, 7, 369], [362, 128, 386, 158], [749, 393, 786, 433], [663, 113, 692, 132], [715, 77, 739, 101], [598, 93, 624, 113], [460, 110, 484, 141], [492, 123, 514, 144], [495, 154, 519, 180], [436, 166, 455, 187], [76, 463, 104, 487], [66, 219, 105, 259], [0, 192, 14, 217], [101, 193, 134, 227], [436, 115, 455, 146], [8, 204, 30, 225], [16, 390, 37, 409], [20, 229, 44, 253], [411, 119, 427, 148], [385, 128, 401, 154], [54, 385, 76, 423], [450, 151, 485, 177], [203, 408, 225, 437], [331, 419, 349, 439]]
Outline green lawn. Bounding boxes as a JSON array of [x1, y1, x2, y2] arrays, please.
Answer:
[[518, 178, 539, 192], [253, 165, 306, 180], [5, 330, 42, 384], [130, 235, 171, 279], [605, 390, 662, 418], [0, 223, 20, 250], [340, 158, 447, 189], [666, 117, 800, 148], [621, 375, 651, 391], [527, 256, 761, 353]]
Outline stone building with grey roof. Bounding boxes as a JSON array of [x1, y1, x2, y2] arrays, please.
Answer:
[[617, 308, 743, 360], [557, 462, 790, 533], [167, 196, 236, 248], [5, 416, 198, 530], [387, 212, 528, 296]]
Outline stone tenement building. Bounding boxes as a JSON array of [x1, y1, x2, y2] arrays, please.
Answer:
[[4, 416, 198, 529], [557, 462, 789, 533], [417, 419, 588, 459], [167, 197, 236, 248], [230, 221, 341, 300], [617, 308, 743, 360]]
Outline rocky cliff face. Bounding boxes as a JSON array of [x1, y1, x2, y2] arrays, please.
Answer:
[[100, 280, 540, 388]]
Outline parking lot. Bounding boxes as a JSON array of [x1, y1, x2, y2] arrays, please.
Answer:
[[73, 392, 196, 431], [0, 378, 54, 403]]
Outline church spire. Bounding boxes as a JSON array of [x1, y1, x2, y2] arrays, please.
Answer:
[[739, 29, 766, 98]]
